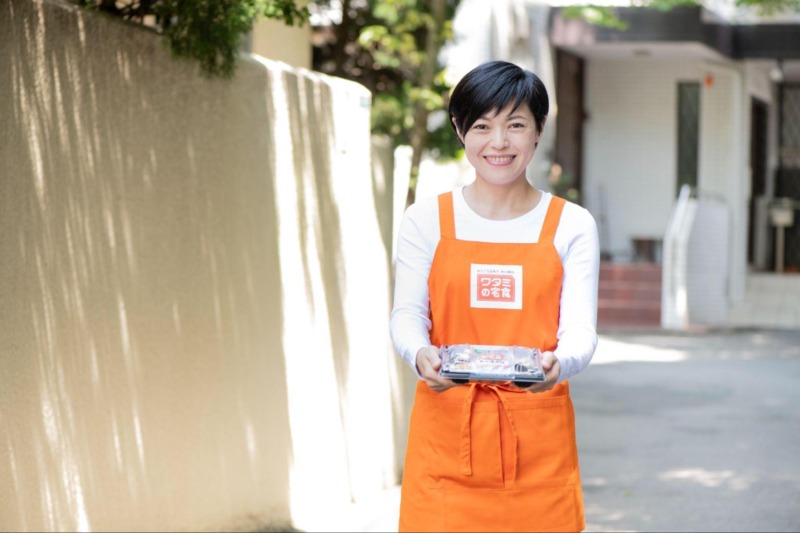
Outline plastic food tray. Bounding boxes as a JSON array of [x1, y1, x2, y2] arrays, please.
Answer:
[[439, 344, 545, 385]]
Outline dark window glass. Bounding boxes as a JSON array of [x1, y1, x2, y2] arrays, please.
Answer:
[[677, 82, 700, 195]]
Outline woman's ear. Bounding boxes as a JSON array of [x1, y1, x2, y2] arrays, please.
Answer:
[[451, 116, 465, 144]]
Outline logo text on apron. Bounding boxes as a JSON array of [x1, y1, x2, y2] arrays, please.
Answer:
[[470, 264, 523, 309]]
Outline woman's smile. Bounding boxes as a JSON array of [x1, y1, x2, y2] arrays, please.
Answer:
[[485, 155, 515, 165], [460, 101, 540, 186]]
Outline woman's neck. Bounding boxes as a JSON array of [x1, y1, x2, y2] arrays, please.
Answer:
[[463, 179, 542, 220]]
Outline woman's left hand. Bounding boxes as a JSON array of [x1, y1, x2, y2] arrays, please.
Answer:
[[518, 351, 560, 393]]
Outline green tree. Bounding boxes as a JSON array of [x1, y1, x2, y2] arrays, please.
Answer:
[[312, 0, 462, 207], [73, 0, 462, 207], [562, 0, 800, 30], [71, 0, 310, 78]]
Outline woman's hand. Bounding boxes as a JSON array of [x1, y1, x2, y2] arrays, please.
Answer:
[[416, 346, 460, 393], [518, 351, 560, 393]]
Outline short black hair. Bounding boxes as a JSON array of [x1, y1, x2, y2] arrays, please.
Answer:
[[448, 61, 549, 142]]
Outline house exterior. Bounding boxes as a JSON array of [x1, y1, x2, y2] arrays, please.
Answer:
[[429, 0, 800, 329]]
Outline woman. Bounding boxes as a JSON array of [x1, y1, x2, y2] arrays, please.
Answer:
[[389, 60, 600, 532]]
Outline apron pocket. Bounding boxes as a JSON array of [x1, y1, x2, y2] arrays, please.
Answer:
[[417, 395, 505, 489], [441, 485, 581, 532], [511, 394, 578, 487]]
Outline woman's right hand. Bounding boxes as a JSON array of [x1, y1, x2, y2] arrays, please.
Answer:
[[416, 346, 459, 393]]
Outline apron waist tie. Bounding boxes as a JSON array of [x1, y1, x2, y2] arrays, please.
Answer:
[[459, 383, 478, 476], [459, 383, 520, 481]]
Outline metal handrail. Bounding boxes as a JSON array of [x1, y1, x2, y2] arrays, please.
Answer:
[[661, 184, 695, 330]]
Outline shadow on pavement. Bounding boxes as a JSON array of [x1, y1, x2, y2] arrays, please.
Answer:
[[575, 327, 800, 532]]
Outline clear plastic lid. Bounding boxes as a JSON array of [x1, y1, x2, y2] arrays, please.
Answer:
[[439, 344, 545, 384]]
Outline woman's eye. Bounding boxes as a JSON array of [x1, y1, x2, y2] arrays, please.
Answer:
[[473, 124, 488, 130], [510, 122, 526, 129]]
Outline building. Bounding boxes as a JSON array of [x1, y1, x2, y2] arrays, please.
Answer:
[[430, 0, 800, 329]]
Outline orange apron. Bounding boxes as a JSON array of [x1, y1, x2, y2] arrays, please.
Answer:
[[399, 192, 585, 532]]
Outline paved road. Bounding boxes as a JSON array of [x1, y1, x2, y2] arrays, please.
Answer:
[[342, 327, 800, 532], [575, 327, 800, 532]]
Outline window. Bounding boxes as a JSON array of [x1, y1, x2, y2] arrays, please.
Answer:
[[677, 82, 700, 194]]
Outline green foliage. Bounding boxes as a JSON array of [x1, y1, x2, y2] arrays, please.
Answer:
[[735, 0, 800, 13], [368, 76, 459, 161], [71, 0, 309, 78], [560, 5, 631, 29], [548, 163, 580, 203], [644, 0, 702, 11], [347, 0, 461, 161], [74, 0, 463, 193], [561, 0, 800, 29]]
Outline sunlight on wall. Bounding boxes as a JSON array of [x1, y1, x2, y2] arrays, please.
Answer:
[[2, 2, 399, 531], [266, 60, 353, 524], [256, 57, 399, 531], [327, 76, 398, 501]]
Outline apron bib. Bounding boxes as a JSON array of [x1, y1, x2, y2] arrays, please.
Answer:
[[399, 192, 585, 532]]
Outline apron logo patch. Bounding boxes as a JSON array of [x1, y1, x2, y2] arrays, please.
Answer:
[[470, 264, 522, 309]]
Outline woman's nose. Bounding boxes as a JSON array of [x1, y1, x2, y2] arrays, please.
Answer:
[[491, 130, 509, 149]]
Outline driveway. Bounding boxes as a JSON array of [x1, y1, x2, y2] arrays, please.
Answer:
[[575, 327, 800, 532], [337, 327, 800, 533]]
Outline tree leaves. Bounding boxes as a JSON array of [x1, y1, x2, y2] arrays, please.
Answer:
[[561, 0, 800, 30], [71, 0, 310, 78]]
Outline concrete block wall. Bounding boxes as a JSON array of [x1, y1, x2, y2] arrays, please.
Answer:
[[0, 1, 401, 531]]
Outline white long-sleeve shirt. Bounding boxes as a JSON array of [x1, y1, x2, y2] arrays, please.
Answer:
[[390, 186, 600, 383]]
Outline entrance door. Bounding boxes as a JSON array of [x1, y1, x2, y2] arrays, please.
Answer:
[[748, 97, 768, 267], [554, 49, 584, 204], [777, 84, 800, 272]]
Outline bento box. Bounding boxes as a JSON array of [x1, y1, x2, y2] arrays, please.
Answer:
[[438, 344, 545, 385]]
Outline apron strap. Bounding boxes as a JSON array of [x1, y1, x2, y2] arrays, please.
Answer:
[[540, 196, 566, 243], [438, 192, 456, 240]]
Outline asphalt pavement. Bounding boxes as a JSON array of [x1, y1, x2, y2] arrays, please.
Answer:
[[574, 326, 800, 532], [339, 327, 800, 533]]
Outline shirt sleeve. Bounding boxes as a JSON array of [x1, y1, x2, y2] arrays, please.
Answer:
[[553, 205, 600, 383], [389, 202, 437, 378]]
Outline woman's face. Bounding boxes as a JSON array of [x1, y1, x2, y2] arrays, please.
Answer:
[[458, 102, 541, 187]]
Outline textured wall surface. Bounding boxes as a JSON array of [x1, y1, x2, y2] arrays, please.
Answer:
[[0, 1, 400, 531]]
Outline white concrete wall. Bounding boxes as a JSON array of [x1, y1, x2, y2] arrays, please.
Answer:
[[250, 16, 312, 70], [0, 1, 401, 531], [698, 61, 748, 303], [582, 58, 697, 259], [728, 272, 800, 328], [582, 58, 751, 303], [687, 199, 730, 325]]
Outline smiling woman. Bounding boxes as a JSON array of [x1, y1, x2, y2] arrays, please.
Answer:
[[390, 60, 601, 532], [457, 101, 540, 192], [448, 62, 549, 219]]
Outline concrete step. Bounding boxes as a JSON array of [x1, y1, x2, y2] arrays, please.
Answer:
[[598, 303, 661, 329], [726, 272, 800, 329], [599, 281, 661, 301], [600, 262, 663, 283], [598, 262, 662, 329]]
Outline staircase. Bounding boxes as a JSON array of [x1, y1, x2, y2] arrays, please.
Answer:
[[597, 262, 662, 330]]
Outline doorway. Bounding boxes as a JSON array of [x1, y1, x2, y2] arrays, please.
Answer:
[[748, 97, 768, 268]]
